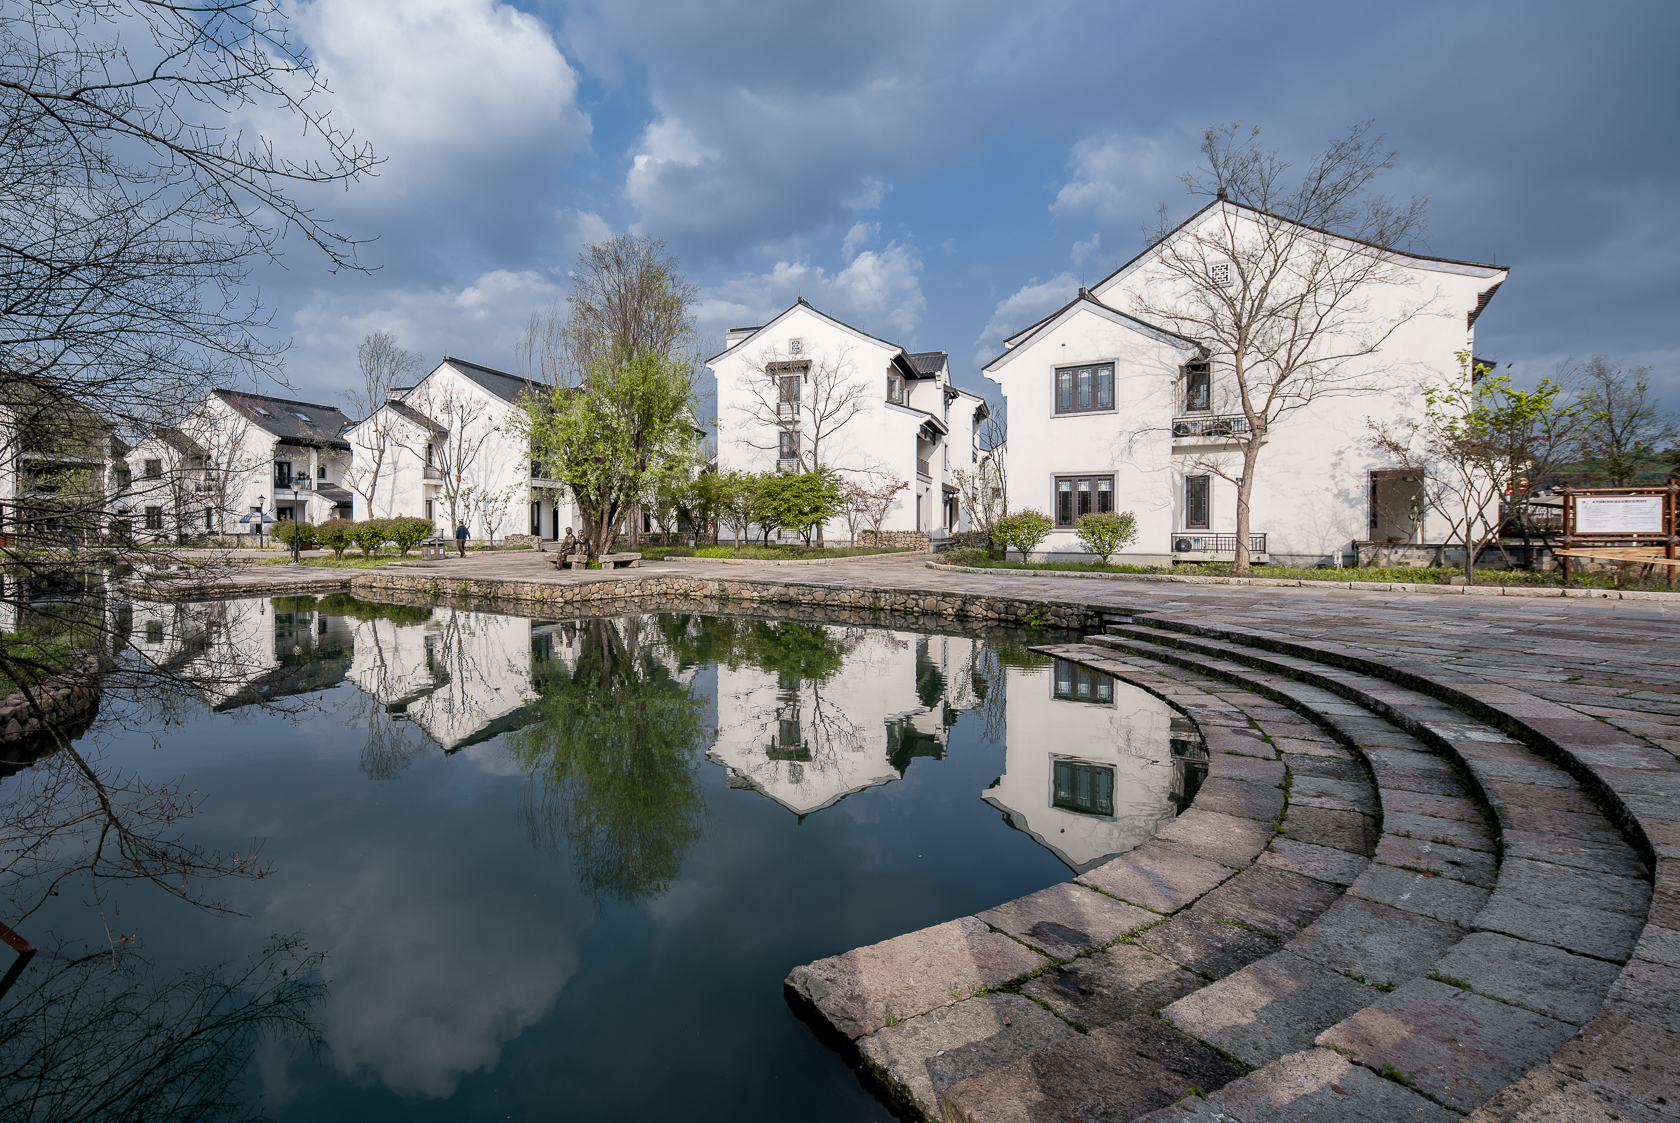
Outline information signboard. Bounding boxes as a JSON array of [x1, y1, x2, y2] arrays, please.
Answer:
[[1575, 495, 1666, 534]]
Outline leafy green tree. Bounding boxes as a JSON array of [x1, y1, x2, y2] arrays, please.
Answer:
[[996, 509, 1053, 562], [518, 354, 699, 559], [1368, 351, 1569, 579], [502, 618, 707, 903], [1076, 510, 1139, 564], [703, 471, 760, 549], [350, 519, 390, 557], [386, 516, 435, 557], [315, 518, 355, 558], [758, 470, 844, 546]]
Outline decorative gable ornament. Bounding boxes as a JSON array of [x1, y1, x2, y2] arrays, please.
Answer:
[[1208, 262, 1233, 287]]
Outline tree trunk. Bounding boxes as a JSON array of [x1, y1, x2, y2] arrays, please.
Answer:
[[1233, 439, 1263, 575]]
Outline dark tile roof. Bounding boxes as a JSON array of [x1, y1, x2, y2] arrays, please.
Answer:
[[906, 351, 948, 376], [215, 390, 353, 450], [386, 400, 448, 435], [441, 356, 538, 404]]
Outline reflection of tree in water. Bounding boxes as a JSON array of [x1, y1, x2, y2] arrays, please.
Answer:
[[503, 617, 707, 905], [0, 936, 321, 1123]]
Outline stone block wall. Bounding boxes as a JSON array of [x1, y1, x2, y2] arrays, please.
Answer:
[[0, 652, 103, 743], [858, 530, 930, 551]]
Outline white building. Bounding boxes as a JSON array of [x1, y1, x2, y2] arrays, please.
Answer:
[[983, 200, 1509, 564], [981, 656, 1195, 873], [120, 390, 354, 541], [0, 390, 120, 544], [346, 357, 577, 543], [707, 300, 989, 541]]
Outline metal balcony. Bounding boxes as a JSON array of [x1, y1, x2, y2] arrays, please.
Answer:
[[1171, 415, 1251, 441], [422, 465, 443, 482], [777, 401, 799, 420]]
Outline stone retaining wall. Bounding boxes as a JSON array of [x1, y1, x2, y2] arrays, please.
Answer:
[[347, 570, 1103, 632], [0, 652, 102, 744], [858, 530, 931, 551]]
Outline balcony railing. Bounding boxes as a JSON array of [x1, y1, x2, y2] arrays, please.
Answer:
[[1171, 533, 1267, 556], [1171, 415, 1251, 440], [777, 401, 799, 420], [916, 457, 931, 480], [422, 465, 443, 482], [775, 458, 801, 472]]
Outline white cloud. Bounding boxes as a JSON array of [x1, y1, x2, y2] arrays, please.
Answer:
[[698, 232, 926, 344], [284, 269, 564, 397], [293, 0, 589, 187], [1051, 133, 1185, 228], [975, 272, 1079, 362]]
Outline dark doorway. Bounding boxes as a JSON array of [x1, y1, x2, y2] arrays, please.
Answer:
[[1369, 470, 1424, 541]]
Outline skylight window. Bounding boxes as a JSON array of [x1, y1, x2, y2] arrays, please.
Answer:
[[292, 411, 312, 421], [253, 406, 272, 417]]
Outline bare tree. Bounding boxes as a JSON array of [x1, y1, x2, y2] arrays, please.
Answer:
[[854, 478, 909, 545], [953, 410, 1007, 547], [733, 343, 876, 476], [1131, 122, 1431, 573], [1572, 356, 1674, 485], [343, 333, 423, 518], [401, 381, 499, 532]]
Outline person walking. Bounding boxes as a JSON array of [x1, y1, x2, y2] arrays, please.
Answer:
[[455, 520, 469, 558]]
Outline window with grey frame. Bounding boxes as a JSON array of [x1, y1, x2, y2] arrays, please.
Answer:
[[1183, 361, 1211, 413], [1054, 474, 1114, 527], [1052, 758, 1114, 817], [887, 373, 905, 404], [1054, 363, 1114, 414], [1052, 658, 1115, 704], [1185, 475, 1210, 529], [778, 428, 800, 463]]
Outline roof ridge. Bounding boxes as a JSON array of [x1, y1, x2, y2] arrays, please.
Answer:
[[217, 388, 350, 415]]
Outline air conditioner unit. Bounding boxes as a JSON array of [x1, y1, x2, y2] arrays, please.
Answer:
[[1174, 537, 1197, 553]]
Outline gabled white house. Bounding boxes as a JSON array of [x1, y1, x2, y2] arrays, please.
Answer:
[[984, 200, 1509, 564], [120, 390, 354, 542], [708, 300, 989, 541], [345, 357, 578, 542]]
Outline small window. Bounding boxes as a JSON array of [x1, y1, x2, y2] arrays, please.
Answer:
[[1053, 659, 1115, 704], [1184, 362, 1211, 413], [253, 406, 272, 417], [887, 374, 905, 404], [115, 466, 132, 490], [1209, 262, 1232, 287], [1185, 475, 1210, 530], [317, 465, 327, 479], [788, 338, 804, 355], [1054, 474, 1115, 527], [143, 506, 163, 530], [204, 508, 213, 530], [143, 459, 162, 479], [778, 429, 800, 462], [1052, 758, 1115, 816], [1053, 363, 1114, 415], [778, 375, 801, 404], [145, 621, 164, 644], [292, 411, 312, 422]]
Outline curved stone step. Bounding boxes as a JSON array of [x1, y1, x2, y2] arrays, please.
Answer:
[[1090, 620, 1672, 1121]]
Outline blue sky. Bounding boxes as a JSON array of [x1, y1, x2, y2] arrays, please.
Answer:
[[251, 0, 1679, 415]]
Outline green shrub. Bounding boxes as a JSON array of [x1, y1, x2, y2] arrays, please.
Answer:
[[315, 518, 355, 558], [942, 547, 990, 567], [1075, 510, 1139, 564], [272, 520, 315, 549], [350, 519, 390, 557], [995, 509, 1052, 562], [386, 516, 436, 557]]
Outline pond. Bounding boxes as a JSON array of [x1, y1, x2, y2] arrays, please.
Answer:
[[1, 594, 1206, 1122]]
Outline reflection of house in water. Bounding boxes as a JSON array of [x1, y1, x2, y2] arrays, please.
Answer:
[[709, 628, 980, 815], [346, 608, 543, 751], [127, 595, 353, 709], [983, 657, 1205, 873]]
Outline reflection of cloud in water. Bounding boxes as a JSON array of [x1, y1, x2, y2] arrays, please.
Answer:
[[259, 837, 591, 1098]]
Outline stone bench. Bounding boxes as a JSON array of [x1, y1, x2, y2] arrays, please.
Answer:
[[550, 551, 641, 570]]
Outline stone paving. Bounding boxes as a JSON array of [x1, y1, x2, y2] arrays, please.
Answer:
[[128, 551, 1680, 1120]]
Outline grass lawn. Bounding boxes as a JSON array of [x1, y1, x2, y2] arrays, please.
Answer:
[[936, 549, 1674, 592], [255, 555, 400, 568]]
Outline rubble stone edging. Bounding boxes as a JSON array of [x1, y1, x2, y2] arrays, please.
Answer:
[[0, 652, 103, 743]]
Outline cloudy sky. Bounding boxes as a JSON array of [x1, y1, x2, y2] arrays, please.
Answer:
[[251, 0, 1678, 414]]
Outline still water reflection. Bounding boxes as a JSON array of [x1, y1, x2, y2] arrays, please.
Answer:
[[2, 596, 1206, 1122]]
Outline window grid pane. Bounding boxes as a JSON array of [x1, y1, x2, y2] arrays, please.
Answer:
[[1054, 474, 1116, 526], [1054, 363, 1116, 415]]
